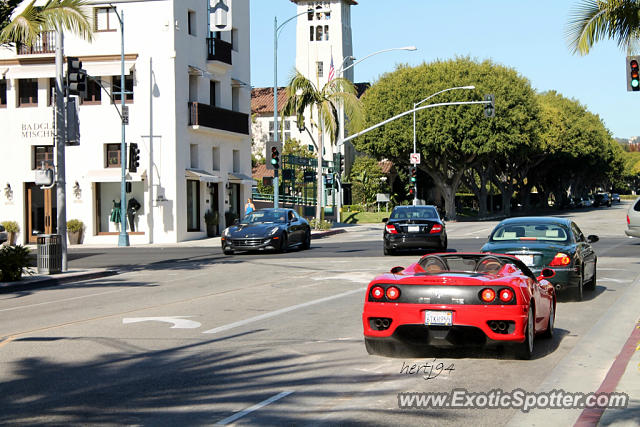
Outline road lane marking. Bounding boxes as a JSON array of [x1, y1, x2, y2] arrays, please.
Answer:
[[202, 287, 365, 335], [0, 288, 129, 313], [215, 391, 294, 425], [122, 316, 201, 329]]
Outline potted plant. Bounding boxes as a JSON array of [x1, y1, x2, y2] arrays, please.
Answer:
[[1, 221, 19, 246], [204, 210, 219, 237], [67, 219, 84, 245], [0, 245, 32, 281]]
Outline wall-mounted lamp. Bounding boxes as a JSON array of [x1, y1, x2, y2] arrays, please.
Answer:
[[73, 181, 82, 200], [4, 183, 12, 201]]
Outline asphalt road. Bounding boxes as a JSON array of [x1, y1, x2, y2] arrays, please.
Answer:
[[0, 203, 638, 425]]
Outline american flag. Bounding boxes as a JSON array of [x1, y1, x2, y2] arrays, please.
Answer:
[[328, 55, 335, 82]]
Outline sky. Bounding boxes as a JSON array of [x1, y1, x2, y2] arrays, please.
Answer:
[[250, 0, 638, 140]]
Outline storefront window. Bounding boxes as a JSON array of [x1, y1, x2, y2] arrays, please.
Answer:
[[187, 180, 200, 231], [96, 182, 144, 233], [18, 78, 38, 107]]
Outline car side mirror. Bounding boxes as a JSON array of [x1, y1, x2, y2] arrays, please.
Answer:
[[233, 218, 239, 225], [538, 268, 556, 280], [587, 235, 599, 243], [382, 218, 388, 223], [0, 225, 4, 232], [390, 266, 405, 274]]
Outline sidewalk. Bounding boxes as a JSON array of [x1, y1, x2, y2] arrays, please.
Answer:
[[0, 267, 118, 293]]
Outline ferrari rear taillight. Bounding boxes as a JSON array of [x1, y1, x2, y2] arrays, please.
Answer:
[[498, 288, 514, 303], [480, 288, 496, 303], [386, 286, 401, 300], [430, 224, 443, 234], [371, 286, 385, 299], [549, 252, 571, 267], [385, 224, 398, 234]]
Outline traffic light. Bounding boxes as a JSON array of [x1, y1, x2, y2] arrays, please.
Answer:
[[271, 146, 280, 169], [66, 57, 87, 97], [628, 56, 640, 91], [483, 94, 495, 118], [410, 167, 417, 183], [409, 188, 415, 196], [338, 153, 344, 174], [129, 143, 140, 173]]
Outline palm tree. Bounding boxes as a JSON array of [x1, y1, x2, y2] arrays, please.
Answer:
[[283, 70, 363, 222], [566, 0, 640, 54], [0, 0, 93, 46]]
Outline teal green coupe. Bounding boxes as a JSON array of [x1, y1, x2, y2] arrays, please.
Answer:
[[481, 217, 598, 301]]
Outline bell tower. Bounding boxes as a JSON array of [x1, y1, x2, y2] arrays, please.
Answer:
[[291, 0, 356, 88]]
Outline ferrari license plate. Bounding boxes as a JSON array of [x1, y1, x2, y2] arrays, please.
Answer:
[[408, 225, 420, 233], [515, 254, 534, 266], [425, 311, 453, 326]]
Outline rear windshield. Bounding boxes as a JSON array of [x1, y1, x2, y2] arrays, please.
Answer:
[[390, 206, 438, 220], [491, 223, 569, 242]]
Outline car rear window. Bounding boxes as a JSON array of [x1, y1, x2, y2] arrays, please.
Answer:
[[390, 206, 438, 220], [491, 224, 569, 242]]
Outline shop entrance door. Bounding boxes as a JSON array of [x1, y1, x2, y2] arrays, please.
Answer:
[[25, 183, 57, 243]]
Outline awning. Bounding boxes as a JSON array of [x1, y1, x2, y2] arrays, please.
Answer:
[[83, 60, 136, 77], [5, 63, 56, 79], [83, 169, 145, 182], [186, 168, 222, 183], [228, 172, 256, 185]]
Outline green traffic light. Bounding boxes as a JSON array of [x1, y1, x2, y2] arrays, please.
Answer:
[[271, 158, 277, 165], [410, 177, 416, 182], [633, 79, 639, 88]]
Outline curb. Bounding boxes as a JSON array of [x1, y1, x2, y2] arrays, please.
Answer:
[[311, 229, 347, 239], [0, 269, 118, 294]]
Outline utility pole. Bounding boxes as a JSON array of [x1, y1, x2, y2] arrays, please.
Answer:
[[55, 30, 68, 271]]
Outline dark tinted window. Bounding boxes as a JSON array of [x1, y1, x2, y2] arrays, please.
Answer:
[[491, 223, 569, 242], [390, 206, 438, 220], [634, 198, 640, 211]]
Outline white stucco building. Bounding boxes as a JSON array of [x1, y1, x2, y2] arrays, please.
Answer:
[[0, 0, 252, 245], [251, 0, 357, 172]]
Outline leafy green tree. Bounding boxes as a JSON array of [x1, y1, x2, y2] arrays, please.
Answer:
[[535, 91, 622, 203], [1, 0, 93, 46], [566, 0, 640, 55], [283, 70, 363, 221], [354, 58, 540, 219], [349, 156, 386, 208]]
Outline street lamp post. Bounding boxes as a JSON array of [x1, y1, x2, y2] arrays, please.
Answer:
[[273, 10, 309, 208], [334, 46, 417, 222], [412, 85, 475, 205]]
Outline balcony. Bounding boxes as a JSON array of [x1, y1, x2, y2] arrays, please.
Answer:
[[189, 102, 249, 135], [206, 37, 232, 65], [17, 31, 56, 55]]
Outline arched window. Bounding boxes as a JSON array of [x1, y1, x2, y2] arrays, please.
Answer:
[[316, 26, 323, 41]]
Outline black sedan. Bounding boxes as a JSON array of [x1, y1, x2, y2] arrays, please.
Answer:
[[382, 205, 447, 255], [221, 208, 311, 255], [481, 217, 598, 301]]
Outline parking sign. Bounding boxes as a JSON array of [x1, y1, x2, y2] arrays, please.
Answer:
[[410, 153, 421, 165]]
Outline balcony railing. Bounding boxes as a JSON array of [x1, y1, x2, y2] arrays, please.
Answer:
[[206, 37, 232, 65], [17, 31, 56, 55], [189, 102, 249, 135]]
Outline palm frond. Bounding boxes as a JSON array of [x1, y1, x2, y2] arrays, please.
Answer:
[[0, 1, 42, 46], [40, 0, 93, 41], [566, 0, 640, 54]]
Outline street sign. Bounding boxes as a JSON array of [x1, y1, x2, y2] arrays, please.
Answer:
[[122, 105, 129, 125], [410, 152, 421, 165]]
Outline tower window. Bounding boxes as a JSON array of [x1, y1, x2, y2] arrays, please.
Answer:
[[324, 25, 329, 40], [316, 61, 323, 78], [316, 25, 323, 41], [310, 26, 314, 41]]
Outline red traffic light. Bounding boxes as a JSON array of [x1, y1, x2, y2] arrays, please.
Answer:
[[631, 60, 639, 70]]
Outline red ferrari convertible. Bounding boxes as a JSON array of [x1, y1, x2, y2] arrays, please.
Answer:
[[362, 253, 556, 359]]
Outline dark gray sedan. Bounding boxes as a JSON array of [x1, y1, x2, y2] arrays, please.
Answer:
[[221, 208, 311, 255]]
